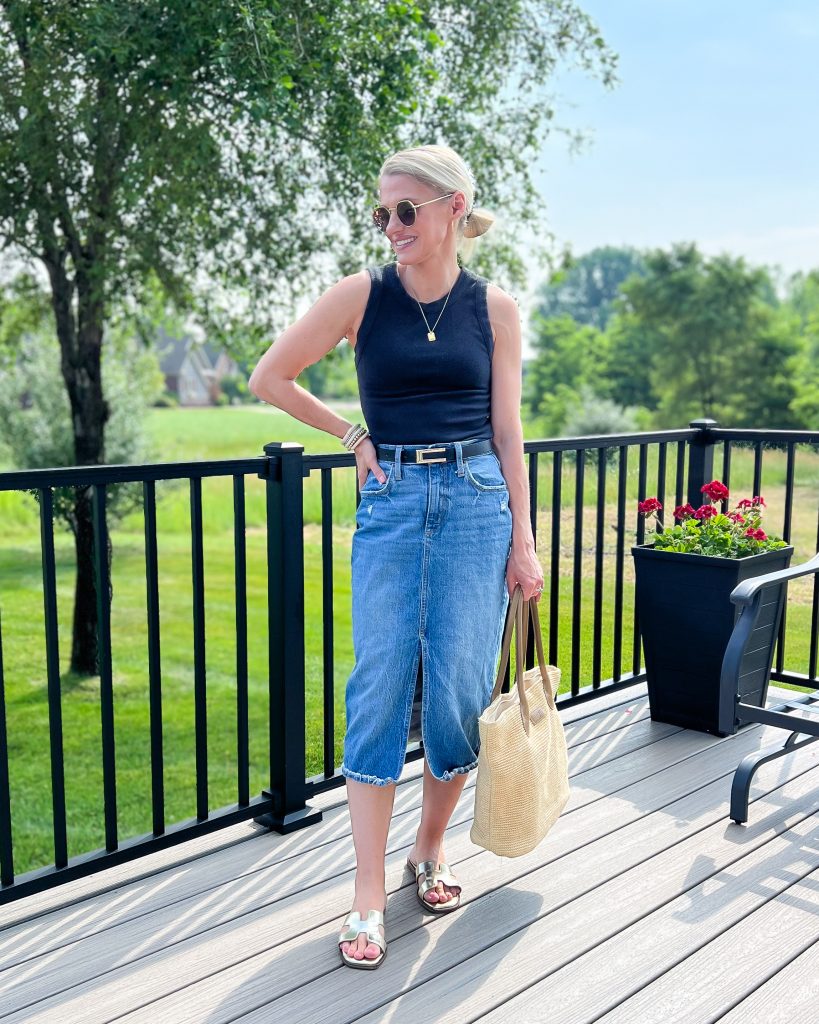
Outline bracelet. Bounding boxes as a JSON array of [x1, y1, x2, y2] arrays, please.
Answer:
[[342, 422, 364, 445], [341, 423, 362, 448], [349, 431, 370, 450], [341, 421, 364, 446], [341, 423, 370, 450]]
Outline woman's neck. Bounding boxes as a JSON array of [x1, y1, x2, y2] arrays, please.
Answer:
[[396, 256, 461, 303]]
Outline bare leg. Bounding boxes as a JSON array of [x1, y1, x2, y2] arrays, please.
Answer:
[[407, 757, 467, 905], [340, 778, 395, 961]]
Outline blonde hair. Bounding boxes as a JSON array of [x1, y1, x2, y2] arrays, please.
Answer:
[[379, 144, 494, 261]]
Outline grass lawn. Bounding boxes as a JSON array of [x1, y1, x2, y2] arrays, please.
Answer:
[[1, 405, 817, 876]]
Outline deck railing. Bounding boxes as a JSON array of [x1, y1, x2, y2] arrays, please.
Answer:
[[0, 420, 816, 904]]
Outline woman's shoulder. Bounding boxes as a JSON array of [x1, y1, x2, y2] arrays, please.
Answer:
[[460, 266, 515, 304], [483, 279, 520, 319]]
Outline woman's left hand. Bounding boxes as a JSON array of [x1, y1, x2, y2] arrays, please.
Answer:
[[506, 538, 544, 601]]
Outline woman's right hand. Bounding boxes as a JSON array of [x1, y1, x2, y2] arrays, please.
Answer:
[[355, 437, 388, 489]]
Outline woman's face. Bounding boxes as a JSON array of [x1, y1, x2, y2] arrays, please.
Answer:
[[378, 173, 464, 263]]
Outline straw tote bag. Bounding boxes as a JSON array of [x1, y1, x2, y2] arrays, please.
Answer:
[[470, 584, 570, 857]]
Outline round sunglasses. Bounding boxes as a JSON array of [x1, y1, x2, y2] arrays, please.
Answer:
[[372, 192, 455, 233]]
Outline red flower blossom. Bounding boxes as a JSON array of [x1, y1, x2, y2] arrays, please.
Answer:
[[752, 495, 766, 507], [673, 503, 696, 519], [701, 479, 730, 502], [744, 527, 767, 541], [736, 499, 754, 509], [727, 512, 746, 524], [638, 497, 663, 515], [692, 504, 717, 520]]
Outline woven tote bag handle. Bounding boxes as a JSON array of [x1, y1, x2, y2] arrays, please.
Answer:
[[490, 585, 557, 713], [490, 584, 522, 701], [489, 584, 533, 726], [521, 596, 558, 709]]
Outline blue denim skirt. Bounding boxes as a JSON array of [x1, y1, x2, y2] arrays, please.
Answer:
[[341, 439, 513, 786]]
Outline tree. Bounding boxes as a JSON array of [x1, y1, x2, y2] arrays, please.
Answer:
[[0, 278, 165, 670], [0, 0, 617, 673], [524, 313, 610, 435], [601, 309, 662, 411], [618, 244, 800, 428], [534, 245, 646, 330], [784, 270, 819, 427]]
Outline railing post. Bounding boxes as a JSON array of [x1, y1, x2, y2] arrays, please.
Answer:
[[686, 419, 719, 508], [255, 442, 322, 834]]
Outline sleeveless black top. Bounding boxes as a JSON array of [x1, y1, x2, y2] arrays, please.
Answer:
[[353, 261, 495, 445]]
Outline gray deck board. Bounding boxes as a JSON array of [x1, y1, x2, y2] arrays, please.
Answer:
[[1, 682, 816, 1024]]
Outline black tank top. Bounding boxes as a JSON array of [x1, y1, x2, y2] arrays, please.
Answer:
[[353, 261, 495, 445]]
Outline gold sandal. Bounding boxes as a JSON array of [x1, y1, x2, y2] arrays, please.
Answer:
[[406, 857, 462, 914], [338, 908, 387, 969]]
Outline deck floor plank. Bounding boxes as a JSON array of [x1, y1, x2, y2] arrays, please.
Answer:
[[714, 931, 819, 1024], [0, 684, 815, 1024]]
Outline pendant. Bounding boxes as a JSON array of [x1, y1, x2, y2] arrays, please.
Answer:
[[427, 331, 436, 342]]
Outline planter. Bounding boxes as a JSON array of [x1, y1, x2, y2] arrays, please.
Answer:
[[631, 543, 794, 735]]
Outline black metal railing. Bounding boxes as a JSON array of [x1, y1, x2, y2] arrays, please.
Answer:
[[0, 420, 816, 904]]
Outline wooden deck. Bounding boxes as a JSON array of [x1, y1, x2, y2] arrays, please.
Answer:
[[1, 681, 818, 1024]]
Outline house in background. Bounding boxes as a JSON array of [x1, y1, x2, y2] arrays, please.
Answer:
[[156, 327, 239, 406]]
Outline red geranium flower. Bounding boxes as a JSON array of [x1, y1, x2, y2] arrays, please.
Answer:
[[638, 498, 663, 515], [701, 479, 730, 502], [736, 499, 754, 509], [727, 512, 745, 524], [692, 504, 717, 520], [673, 503, 696, 519], [752, 495, 766, 507], [744, 527, 767, 541]]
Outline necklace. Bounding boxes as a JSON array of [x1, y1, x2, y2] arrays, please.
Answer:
[[399, 266, 460, 342]]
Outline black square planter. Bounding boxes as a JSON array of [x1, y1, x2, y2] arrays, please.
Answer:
[[632, 543, 794, 735]]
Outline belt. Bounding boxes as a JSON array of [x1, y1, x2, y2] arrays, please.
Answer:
[[375, 439, 494, 464]]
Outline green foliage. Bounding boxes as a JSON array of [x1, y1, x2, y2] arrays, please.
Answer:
[[639, 486, 788, 559], [0, 0, 618, 362], [618, 244, 801, 428], [562, 383, 642, 437], [297, 341, 359, 399], [0, 282, 165, 531], [524, 313, 610, 435], [648, 514, 788, 558], [785, 271, 819, 427], [536, 245, 646, 330], [217, 372, 252, 404], [602, 310, 662, 411]]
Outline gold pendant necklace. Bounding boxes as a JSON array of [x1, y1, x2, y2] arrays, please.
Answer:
[[400, 267, 459, 342]]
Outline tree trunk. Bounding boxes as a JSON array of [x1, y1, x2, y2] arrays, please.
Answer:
[[45, 255, 110, 675], [70, 489, 99, 675]]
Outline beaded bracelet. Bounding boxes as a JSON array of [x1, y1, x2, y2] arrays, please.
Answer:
[[349, 431, 370, 450], [342, 422, 370, 451]]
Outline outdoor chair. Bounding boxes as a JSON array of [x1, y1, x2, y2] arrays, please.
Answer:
[[718, 551, 819, 824]]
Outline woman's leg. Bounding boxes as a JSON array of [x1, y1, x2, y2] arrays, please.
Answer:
[[408, 757, 468, 905], [341, 778, 396, 961]]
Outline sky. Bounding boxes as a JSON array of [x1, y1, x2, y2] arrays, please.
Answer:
[[514, 0, 819, 335]]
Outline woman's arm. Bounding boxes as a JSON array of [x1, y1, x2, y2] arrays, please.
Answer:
[[486, 284, 543, 600], [248, 270, 371, 442]]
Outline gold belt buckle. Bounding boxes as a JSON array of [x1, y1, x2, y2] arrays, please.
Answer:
[[415, 446, 448, 464]]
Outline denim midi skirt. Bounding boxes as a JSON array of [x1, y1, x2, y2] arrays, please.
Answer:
[[340, 439, 514, 786]]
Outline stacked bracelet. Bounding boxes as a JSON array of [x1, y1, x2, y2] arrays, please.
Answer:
[[342, 423, 370, 451]]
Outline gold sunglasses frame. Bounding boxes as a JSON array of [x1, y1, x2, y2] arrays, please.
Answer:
[[372, 192, 455, 233]]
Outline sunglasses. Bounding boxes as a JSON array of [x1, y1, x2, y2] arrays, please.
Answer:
[[372, 192, 455, 233]]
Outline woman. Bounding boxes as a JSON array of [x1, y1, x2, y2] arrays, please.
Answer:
[[249, 144, 543, 970]]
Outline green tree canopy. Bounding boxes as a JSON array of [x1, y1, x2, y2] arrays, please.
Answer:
[[524, 312, 610, 435], [784, 271, 819, 427], [617, 243, 801, 428], [534, 245, 646, 330]]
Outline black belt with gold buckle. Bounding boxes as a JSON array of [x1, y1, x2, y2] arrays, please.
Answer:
[[375, 439, 494, 464]]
